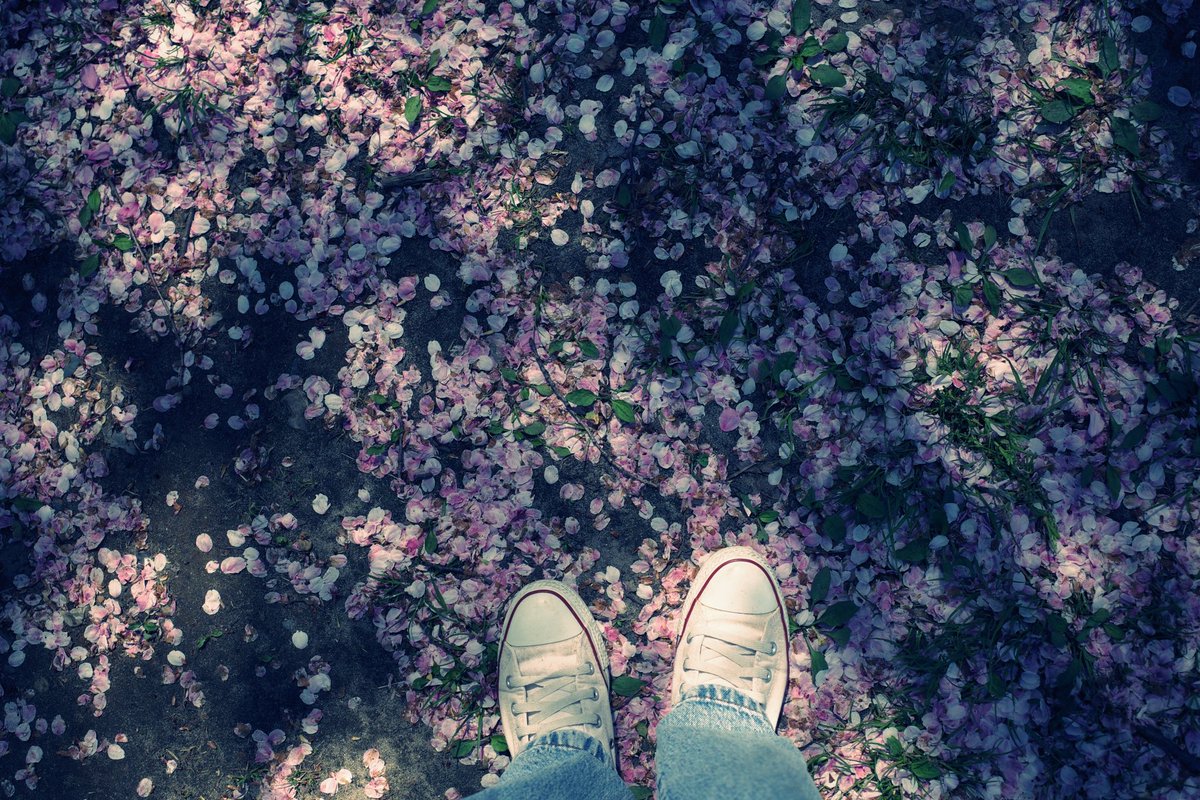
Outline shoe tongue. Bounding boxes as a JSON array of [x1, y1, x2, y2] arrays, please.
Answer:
[[697, 607, 771, 645], [513, 634, 584, 682]]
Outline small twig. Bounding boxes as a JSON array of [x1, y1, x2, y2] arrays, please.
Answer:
[[1134, 723, 1200, 777], [376, 169, 445, 191], [728, 458, 780, 482]]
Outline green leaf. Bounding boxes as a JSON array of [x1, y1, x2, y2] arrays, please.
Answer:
[[500, 366, 519, 382], [660, 315, 682, 338], [718, 309, 739, 344], [895, 539, 929, 563], [822, 32, 848, 53], [1001, 268, 1036, 288], [810, 566, 831, 604], [523, 421, 546, 436], [987, 670, 1007, 699], [809, 64, 846, 88], [425, 75, 452, 92], [955, 222, 973, 252], [953, 284, 973, 308], [630, 788, 654, 800], [428, 49, 442, 71], [1041, 99, 1074, 124], [817, 600, 859, 629], [611, 399, 637, 423], [826, 625, 851, 646], [11, 496, 44, 512], [615, 183, 632, 208], [578, 339, 599, 358], [1130, 100, 1163, 123], [1103, 623, 1125, 641], [1084, 607, 1112, 630], [855, 493, 886, 520], [765, 74, 787, 101], [1105, 464, 1121, 499], [886, 736, 904, 757], [79, 253, 100, 278], [423, 528, 437, 554], [809, 643, 828, 676], [758, 509, 780, 523], [910, 761, 941, 779], [983, 224, 997, 250], [937, 172, 957, 194], [1099, 37, 1119, 77], [1119, 421, 1146, 451], [799, 36, 822, 59], [1110, 116, 1139, 156], [1055, 657, 1081, 694], [822, 514, 846, 544], [366, 444, 387, 455], [111, 234, 135, 252], [649, 12, 668, 49], [1047, 613, 1068, 648], [791, 0, 811, 36], [534, 383, 553, 397], [451, 739, 477, 758], [0, 77, 17, 98], [983, 278, 1001, 315], [88, 188, 101, 212], [368, 392, 389, 404], [923, 503, 945, 536], [405, 95, 422, 126], [421, 0, 438, 13], [78, 204, 93, 228], [0, 114, 15, 145], [611, 675, 646, 697], [490, 734, 508, 754], [550, 445, 572, 458], [565, 389, 596, 407], [1057, 78, 1094, 105]]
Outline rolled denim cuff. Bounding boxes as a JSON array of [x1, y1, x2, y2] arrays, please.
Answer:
[[675, 683, 773, 731], [526, 727, 611, 766]]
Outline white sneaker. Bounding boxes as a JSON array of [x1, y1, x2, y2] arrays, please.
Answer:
[[672, 546, 790, 727], [498, 580, 615, 763]]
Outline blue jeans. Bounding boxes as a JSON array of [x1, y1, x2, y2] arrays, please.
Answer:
[[468, 684, 823, 800]]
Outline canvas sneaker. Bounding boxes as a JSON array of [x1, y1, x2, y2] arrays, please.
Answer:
[[498, 580, 615, 763], [672, 546, 790, 727]]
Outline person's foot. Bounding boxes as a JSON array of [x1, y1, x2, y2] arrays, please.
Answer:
[[498, 580, 615, 763], [672, 546, 790, 727]]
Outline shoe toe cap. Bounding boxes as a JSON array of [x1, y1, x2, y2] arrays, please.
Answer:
[[505, 591, 584, 646], [698, 561, 781, 614]]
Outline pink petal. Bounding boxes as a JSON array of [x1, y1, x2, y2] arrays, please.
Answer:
[[220, 557, 246, 574], [718, 407, 740, 432], [80, 63, 99, 90]]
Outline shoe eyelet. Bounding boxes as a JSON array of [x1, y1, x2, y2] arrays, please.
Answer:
[[510, 702, 518, 714], [593, 715, 601, 726], [769, 642, 778, 656], [587, 662, 595, 675], [686, 633, 693, 644], [505, 676, 513, 689], [592, 688, 599, 701], [764, 669, 772, 681]]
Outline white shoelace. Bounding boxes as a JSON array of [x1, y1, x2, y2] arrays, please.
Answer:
[[682, 630, 776, 702], [508, 662, 601, 744]]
